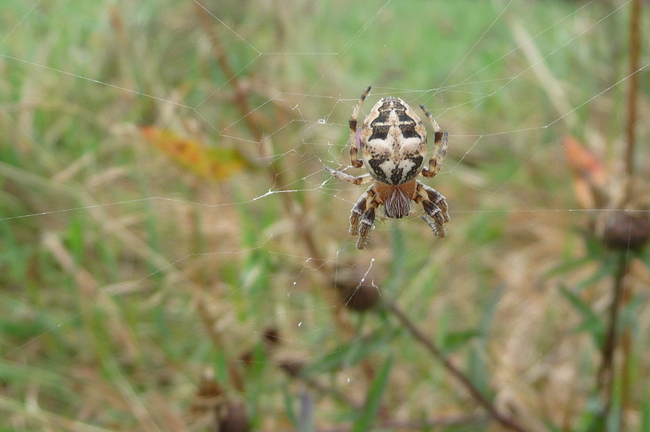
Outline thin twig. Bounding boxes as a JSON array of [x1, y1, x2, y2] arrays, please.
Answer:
[[194, 3, 329, 271], [194, 5, 366, 417], [508, 18, 601, 148], [193, 1, 265, 143], [383, 300, 531, 432], [620, 310, 632, 431], [597, 0, 645, 405], [597, 251, 628, 422], [624, 0, 641, 178]]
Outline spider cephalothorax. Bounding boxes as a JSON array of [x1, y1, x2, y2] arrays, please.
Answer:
[[326, 86, 450, 250]]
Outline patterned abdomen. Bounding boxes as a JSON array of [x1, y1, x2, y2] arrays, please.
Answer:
[[360, 97, 428, 186]]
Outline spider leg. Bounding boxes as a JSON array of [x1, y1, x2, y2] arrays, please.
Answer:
[[419, 104, 448, 179], [325, 166, 373, 186], [349, 86, 371, 168], [349, 184, 380, 250], [414, 181, 449, 238], [349, 185, 375, 235]]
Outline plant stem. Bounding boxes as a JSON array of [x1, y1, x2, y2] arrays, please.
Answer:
[[193, 1, 265, 144], [620, 316, 632, 432], [194, 2, 328, 270], [384, 300, 531, 432], [624, 0, 641, 177], [598, 252, 629, 425]]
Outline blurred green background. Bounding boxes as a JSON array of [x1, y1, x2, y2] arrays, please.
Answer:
[[1, 0, 650, 431]]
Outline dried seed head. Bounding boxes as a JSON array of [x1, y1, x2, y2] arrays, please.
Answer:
[[263, 327, 281, 346], [218, 401, 250, 432], [333, 267, 381, 311], [278, 358, 305, 377], [195, 373, 222, 398], [239, 350, 254, 367], [600, 211, 650, 251], [339, 281, 381, 311]]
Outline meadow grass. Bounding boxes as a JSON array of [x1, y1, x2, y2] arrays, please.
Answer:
[[1, 0, 649, 431]]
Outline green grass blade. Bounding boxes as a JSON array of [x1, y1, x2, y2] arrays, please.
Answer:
[[351, 355, 393, 432], [559, 284, 605, 346], [641, 402, 650, 432]]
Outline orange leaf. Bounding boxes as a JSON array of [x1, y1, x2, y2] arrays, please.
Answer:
[[141, 127, 248, 181], [563, 135, 608, 208]]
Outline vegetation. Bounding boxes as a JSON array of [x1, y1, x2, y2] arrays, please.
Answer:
[[0, 0, 649, 431]]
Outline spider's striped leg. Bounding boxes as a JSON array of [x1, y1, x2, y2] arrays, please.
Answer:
[[357, 204, 380, 250], [324, 166, 372, 186], [349, 185, 375, 235], [419, 104, 448, 178], [423, 183, 449, 222], [350, 185, 380, 250], [349, 86, 371, 168], [414, 181, 449, 238]]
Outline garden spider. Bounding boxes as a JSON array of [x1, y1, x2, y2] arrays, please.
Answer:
[[325, 86, 449, 250]]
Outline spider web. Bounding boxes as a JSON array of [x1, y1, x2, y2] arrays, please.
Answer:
[[1, 0, 649, 429]]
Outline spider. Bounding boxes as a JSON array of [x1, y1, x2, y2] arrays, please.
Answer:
[[326, 86, 450, 250]]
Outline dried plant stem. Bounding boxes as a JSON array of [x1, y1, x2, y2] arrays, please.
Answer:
[[509, 20, 577, 132], [620, 310, 633, 430], [273, 413, 489, 432], [597, 252, 629, 425], [384, 300, 531, 432], [0, 396, 118, 432], [624, 0, 641, 178], [509, 18, 600, 146], [194, 2, 329, 271], [193, 1, 264, 144], [192, 15, 359, 416], [599, 4, 642, 426]]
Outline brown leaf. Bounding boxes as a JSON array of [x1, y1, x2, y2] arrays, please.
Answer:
[[141, 127, 250, 181], [563, 135, 609, 208]]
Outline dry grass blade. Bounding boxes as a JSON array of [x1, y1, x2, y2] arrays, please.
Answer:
[[384, 300, 532, 432], [42, 232, 140, 360], [0, 396, 116, 432]]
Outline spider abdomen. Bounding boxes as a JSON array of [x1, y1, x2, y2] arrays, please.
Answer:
[[365, 154, 424, 185], [360, 97, 428, 186]]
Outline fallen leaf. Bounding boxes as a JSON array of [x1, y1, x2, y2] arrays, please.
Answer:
[[563, 135, 608, 208], [141, 127, 249, 181]]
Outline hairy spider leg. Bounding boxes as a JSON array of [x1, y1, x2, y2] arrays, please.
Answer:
[[324, 166, 378, 249], [349, 86, 372, 169], [324, 166, 373, 186], [419, 182, 449, 221], [414, 181, 449, 238], [349, 185, 374, 235], [353, 186, 381, 250], [419, 104, 448, 179]]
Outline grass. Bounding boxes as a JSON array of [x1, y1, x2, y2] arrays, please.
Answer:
[[1, 0, 650, 431]]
